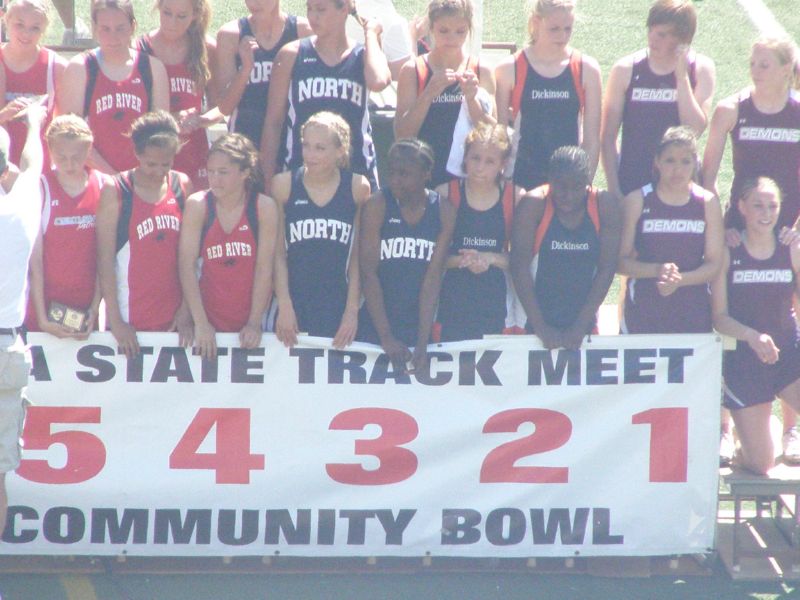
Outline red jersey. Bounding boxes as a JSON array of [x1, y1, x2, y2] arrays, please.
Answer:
[[199, 192, 258, 332], [24, 168, 102, 330], [115, 171, 184, 330], [137, 36, 208, 188], [0, 46, 55, 168], [86, 50, 150, 173]]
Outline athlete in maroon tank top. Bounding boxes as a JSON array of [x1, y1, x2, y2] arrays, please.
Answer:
[[618, 126, 723, 333], [601, 0, 714, 199], [711, 178, 800, 475], [703, 37, 800, 232]]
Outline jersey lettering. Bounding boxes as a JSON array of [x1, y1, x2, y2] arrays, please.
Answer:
[[738, 127, 800, 143], [297, 77, 364, 106], [631, 88, 677, 103], [170, 76, 196, 95], [249, 61, 273, 84], [530, 89, 571, 101], [136, 214, 181, 240], [380, 237, 436, 261], [94, 93, 143, 115], [288, 218, 353, 244], [642, 219, 705, 234], [432, 91, 464, 104], [550, 240, 591, 251], [53, 215, 96, 229], [224, 241, 253, 257], [462, 236, 497, 249], [732, 269, 793, 284]]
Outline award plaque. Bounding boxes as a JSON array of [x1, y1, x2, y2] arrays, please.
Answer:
[[48, 302, 88, 333]]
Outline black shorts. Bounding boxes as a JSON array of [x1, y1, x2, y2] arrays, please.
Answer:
[[723, 340, 800, 409]]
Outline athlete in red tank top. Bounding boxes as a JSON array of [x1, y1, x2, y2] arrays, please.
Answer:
[[0, 0, 66, 169], [26, 114, 106, 337], [97, 111, 192, 357], [58, 3, 169, 175]]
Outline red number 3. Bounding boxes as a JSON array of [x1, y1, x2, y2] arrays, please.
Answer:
[[326, 408, 419, 485]]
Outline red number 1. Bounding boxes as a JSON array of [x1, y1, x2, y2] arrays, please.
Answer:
[[632, 408, 688, 482]]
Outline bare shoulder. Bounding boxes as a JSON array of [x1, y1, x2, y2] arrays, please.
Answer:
[[580, 52, 601, 74], [351, 173, 371, 204], [694, 52, 716, 71], [270, 171, 292, 203], [217, 18, 241, 39], [257, 192, 278, 214]]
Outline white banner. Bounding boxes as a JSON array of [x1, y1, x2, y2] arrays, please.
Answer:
[[1, 333, 721, 558]]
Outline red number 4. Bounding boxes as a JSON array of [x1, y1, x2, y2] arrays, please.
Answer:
[[170, 408, 265, 484]]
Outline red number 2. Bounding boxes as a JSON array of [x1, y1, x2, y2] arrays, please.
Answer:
[[480, 409, 572, 483]]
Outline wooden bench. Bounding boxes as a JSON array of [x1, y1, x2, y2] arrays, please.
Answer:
[[720, 465, 800, 579]]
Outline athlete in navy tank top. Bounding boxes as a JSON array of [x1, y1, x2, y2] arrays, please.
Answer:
[[438, 180, 508, 341], [414, 56, 474, 187], [358, 188, 441, 346], [534, 209, 600, 330], [394, 2, 496, 189], [512, 59, 581, 191], [285, 167, 357, 337], [511, 146, 621, 351], [229, 15, 299, 148], [285, 39, 376, 183]]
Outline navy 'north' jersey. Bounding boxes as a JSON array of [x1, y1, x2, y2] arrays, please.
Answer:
[[286, 38, 376, 182], [358, 189, 441, 346], [285, 167, 357, 338], [230, 15, 299, 148]]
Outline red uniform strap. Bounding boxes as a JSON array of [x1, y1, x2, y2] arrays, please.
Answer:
[[510, 50, 528, 121], [569, 50, 585, 112], [533, 185, 600, 254], [447, 179, 462, 208], [415, 55, 429, 94], [501, 182, 515, 248]]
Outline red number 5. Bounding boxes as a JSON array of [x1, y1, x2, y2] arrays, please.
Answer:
[[17, 407, 106, 484]]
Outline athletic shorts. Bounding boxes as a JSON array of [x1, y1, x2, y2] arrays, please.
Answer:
[[723, 341, 800, 410], [0, 334, 30, 473]]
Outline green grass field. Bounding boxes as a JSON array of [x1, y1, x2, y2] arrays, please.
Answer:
[[12, 2, 800, 599]]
